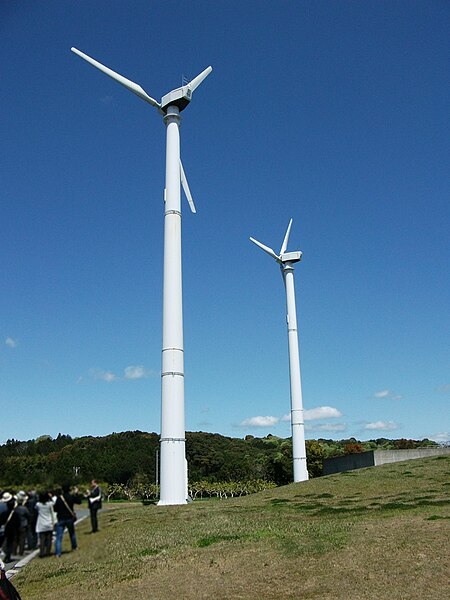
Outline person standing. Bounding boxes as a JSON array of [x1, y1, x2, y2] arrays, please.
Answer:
[[53, 485, 81, 557], [35, 491, 55, 558], [25, 491, 38, 551], [13, 492, 29, 556], [0, 492, 11, 551], [0, 494, 19, 563], [85, 480, 102, 533]]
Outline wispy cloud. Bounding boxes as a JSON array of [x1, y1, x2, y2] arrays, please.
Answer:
[[373, 389, 402, 400], [437, 384, 450, 393], [429, 432, 449, 443], [374, 389, 389, 398], [5, 337, 17, 348], [89, 368, 119, 383], [99, 95, 115, 105], [124, 365, 152, 380], [84, 364, 155, 383], [364, 420, 399, 431], [240, 416, 279, 428]]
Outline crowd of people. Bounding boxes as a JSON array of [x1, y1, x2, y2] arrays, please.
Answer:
[[0, 480, 102, 563]]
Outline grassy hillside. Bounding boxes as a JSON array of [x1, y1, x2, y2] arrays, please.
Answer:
[[14, 455, 449, 599]]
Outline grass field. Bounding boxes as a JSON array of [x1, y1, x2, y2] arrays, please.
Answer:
[[14, 456, 450, 599]]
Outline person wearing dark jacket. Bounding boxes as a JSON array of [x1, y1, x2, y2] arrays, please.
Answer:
[[85, 480, 102, 533], [0, 495, 20, 563], [53, 485, 81, 557], [13, 492, 30, 556], [25, 491, 38, 551]]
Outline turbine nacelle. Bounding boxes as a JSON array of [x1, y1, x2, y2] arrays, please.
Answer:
[[161, 66, 212, 112], [161, 85, 192, 112], [280, 251, 302, 264], [250, 219, 302, 266]]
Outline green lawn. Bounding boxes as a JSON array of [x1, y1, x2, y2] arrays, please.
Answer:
[[14, 456, 450, 599]]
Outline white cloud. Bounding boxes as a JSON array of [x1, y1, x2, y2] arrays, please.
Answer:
[[90, 369, 118, 383], [374, 389, 390, 398], [437, 384, 450, 393], [364, 420, 399, 431], [240, 416, 279, 428], [304, 406, 343, 421], [86, 364, 155, 383], [282, 406, 342, 422], [373, 389, 402, 400], [5, 337, 17, 348], [124, 365, 150, 380], [429, 432, 449, 443], [306, 423, 347, 432]]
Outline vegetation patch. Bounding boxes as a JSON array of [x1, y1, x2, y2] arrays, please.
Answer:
[[380, 502, 416, 510], [197, 533, 245, 547]]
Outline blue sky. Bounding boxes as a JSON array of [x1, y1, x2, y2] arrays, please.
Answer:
[[1, 1, 448, 444]]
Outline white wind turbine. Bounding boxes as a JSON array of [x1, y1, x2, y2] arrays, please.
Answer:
[[72, 47, 212, 505], [250, 220, 309, 482]]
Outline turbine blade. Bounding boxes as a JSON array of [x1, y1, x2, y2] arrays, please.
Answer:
[[280, 218, 293, 255], [180, 160, 196, 213], [249, 237, 280, 261], [188, 66, 212, 92], [71, 47, 161, 108]]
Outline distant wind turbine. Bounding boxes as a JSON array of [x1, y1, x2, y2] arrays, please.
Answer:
[[250, 219, 309, 482], [72, 47, 212, 505]]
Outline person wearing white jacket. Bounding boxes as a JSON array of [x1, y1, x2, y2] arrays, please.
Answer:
[[35, 492, 55, 557]]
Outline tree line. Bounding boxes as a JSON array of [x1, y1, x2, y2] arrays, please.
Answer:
[[0, 430, 438, 490]]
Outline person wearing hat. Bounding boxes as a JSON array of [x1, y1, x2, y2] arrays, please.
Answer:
[[0, 492, 12, 551], [0, 494, 19, 563], [0, 492, 12, 518]]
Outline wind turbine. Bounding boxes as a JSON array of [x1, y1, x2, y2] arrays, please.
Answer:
[[72, 47, 212, 505], [250, 219, 309, 482]]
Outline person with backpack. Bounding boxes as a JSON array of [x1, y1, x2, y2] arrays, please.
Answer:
[[53, 485, 81, 558]]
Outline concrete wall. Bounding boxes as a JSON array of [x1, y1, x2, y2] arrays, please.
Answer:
[[374, 447, 450, 465], [323, 447, 450, 475], [323, 451, 374, 475]]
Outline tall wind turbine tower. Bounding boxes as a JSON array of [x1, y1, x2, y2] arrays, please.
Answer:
[[250, 220, 309, 482], [72, 47, 212, 505]]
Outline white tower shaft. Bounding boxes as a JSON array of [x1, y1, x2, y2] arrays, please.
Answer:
[[159, 106, 187, 505], [71, 48, 212, 506], [282, 263, 309, 482]]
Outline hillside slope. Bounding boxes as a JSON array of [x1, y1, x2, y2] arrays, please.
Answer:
[[14, 455, 450, 599]]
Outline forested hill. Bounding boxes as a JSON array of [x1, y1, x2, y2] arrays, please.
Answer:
[[0, 430, 438, 488]]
